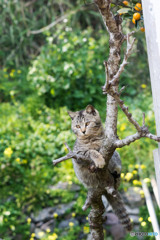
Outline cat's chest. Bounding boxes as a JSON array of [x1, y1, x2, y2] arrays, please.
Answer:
[[78, 138, 103, 151]]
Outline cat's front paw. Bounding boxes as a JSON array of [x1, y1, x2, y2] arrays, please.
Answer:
[[94, 158, 105, 169]]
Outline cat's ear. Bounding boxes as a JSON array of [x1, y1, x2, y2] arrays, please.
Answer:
[[68, 111, 77, 120], [86, 105, 96, 115]]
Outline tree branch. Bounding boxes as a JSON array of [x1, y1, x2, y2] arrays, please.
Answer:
[[52, 143, 97, 169], [28, 9, 77, 35], [115, 131, 160, 148], [109, 34, 136, 87], [108, 89, 142, 132]]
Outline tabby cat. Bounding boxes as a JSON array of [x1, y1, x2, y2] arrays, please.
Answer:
[[68, 105, 132, 231]]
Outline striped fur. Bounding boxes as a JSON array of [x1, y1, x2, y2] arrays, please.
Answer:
[[104, 191, 132, 231]]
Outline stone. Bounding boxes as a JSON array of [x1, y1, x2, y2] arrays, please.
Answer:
[[129, 215, 139, 224], [31, 201, 75, 223], [31, 207, 54, 222], [49, 182, 81, 191], [40, 219, 55, 231], [110, 223, 126, 240], [55, 202, 75, 216], [125, 205, 139, 215], [105, 213, 119, 225], [58, 218, 79, 229], [123, 187, 143, 208]]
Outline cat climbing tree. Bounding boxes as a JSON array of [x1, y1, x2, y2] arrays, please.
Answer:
[[53, 0, 160, 239]]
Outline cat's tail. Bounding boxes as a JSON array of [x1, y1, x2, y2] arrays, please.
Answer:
[[104, 191, 132, 231]]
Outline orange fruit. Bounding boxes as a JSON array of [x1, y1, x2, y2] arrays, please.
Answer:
[[123, 1, 129, 6], [132, 18, 136, 24], [140, 27, 145, 32], [135, 3, 142, 11], [133, 12, 141, 20]]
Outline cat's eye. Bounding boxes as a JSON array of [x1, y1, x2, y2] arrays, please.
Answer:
[[76, 125, 80, 128], [86, 122, 90, 126]]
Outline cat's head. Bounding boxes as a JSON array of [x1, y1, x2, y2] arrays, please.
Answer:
[[68, 105, 102, 138]]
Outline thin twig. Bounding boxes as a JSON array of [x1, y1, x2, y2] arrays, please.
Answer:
[[29, 10, 77, 35]]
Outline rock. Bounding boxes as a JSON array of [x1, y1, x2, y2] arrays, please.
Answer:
[[55, 202, 75, 216], [125, 205, 139, 215], [40, 219, 55, 231], [58, 218, 79, 229], [110, 223, 126, 240], [30, 222, 36, 233], [31, 207, 54, 222], [123, 187, 143, 208], [31, 201, 75, 223], [105, 213, 119, 225], [129, 215, 139, 224], [49, 182, 81, 191]]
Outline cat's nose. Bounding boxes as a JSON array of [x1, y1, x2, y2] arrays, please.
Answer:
[[82, 130, 86, 134]]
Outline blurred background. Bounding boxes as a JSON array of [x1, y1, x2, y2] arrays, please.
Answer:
[[0, 0, 159, 239]]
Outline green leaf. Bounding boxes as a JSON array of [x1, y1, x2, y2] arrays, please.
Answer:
[[117, 8, 130, 14]]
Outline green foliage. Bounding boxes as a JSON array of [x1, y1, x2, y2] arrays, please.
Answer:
[[0, 101, 76, 239], [28, 28, 107, 110], [0, 0, 103, 67]]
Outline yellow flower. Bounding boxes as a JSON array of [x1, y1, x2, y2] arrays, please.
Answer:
[[10, 225, 15, 231], [135, 164, 139, 169], [31, 233, 35, 237], [148, 217, 151, 222], [86, 217, 88, 220], [16, 158, 20, 163], [11, 69, 15, 73], [10, 72, 14, 77], [120, 123, 126, 131], [4, 147, 13, 158], [141, 221, 146, 227], [68, 180, 72, 185], [121, 173, 124, 178], [125, 172, 133, 181], [132, 170, 137, 175], [140, 164, 146, 169], [38, 231, 45, 237], [3, 68, 7, 72], [143, 178, 150, 183], [30, 238, 34, 240], [141, 84, 147, 89], [140, 190, 144, 198], [48, 233, 58, 240], [72, 212, 76, 217], [83, 226, 90, 234], [46, 228, 51, 233], [27, 218, 31, 224], [53, 213, 58, 218], [66, 175, 71, 180], [139, 217, 143, 222], [69, 222, 74, 227], [129, 164, 133, 168], [22, 159, 28, 164], [17, 70, 21, 74], [133, 180, 141, 186]]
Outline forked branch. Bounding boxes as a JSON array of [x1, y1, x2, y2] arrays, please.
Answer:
[[53, 143, 97, 169], [107, 89, 160, 147]]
